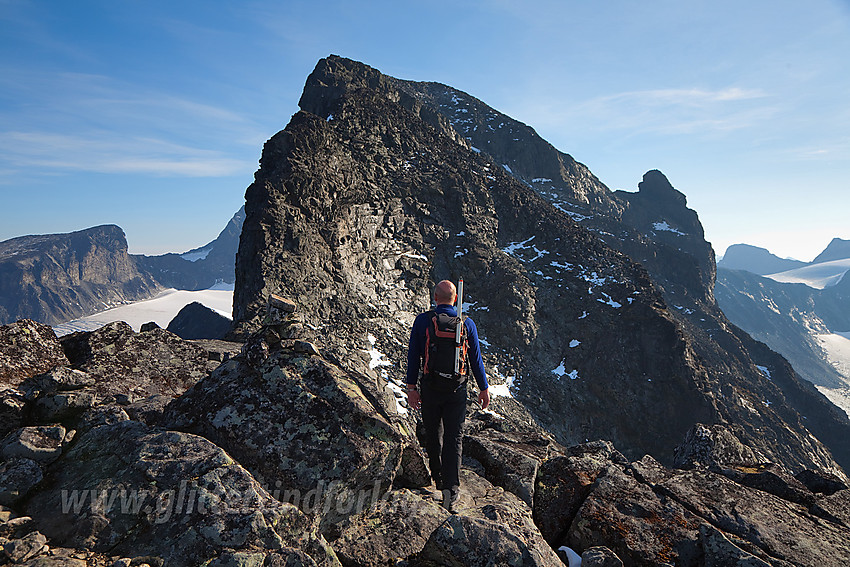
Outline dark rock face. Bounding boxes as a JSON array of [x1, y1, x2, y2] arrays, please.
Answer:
[[0, 225, 161, 326], [0, 320, 69, 388], [134, 206, 245, 291], [232, 55, 849, 478], [166, 301, 232, 340]]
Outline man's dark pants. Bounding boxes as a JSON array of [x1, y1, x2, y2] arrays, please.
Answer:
[[420, 382, 467, 490]]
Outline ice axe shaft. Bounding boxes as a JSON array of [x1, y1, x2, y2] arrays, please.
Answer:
[[454, 278, 464, 373]]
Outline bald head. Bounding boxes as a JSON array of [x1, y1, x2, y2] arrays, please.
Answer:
[[434, 280, 457, 306]]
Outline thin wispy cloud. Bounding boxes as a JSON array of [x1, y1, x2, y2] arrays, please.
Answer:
[[0, 131, 249, 177], [600, 87, 767, 106], [511, 85, 776, 140]]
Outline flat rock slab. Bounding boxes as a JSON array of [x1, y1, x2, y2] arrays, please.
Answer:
[[0, 425, 67, 464]]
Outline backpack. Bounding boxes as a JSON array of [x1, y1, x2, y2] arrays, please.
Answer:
[[423, 311, 468, 391]]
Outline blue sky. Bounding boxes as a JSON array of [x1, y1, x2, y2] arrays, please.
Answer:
[[1, 0, 848, 261]]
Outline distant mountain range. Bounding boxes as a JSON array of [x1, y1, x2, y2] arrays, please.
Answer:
[[0, 207, 244, 326], [718, 243, 808, 275], [133, 206, 244, 291], [716, 238, 850, 410]]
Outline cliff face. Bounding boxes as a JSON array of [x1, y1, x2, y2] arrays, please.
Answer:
[[0, 225, 161, 326], [233, 55, 849, 477]]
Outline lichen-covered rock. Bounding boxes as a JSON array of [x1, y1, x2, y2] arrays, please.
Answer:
[[795, 468, 848, 495], [533, 440, 627, 545], [0, 387, 26, 438], [723, 463, 816, 508], [0, 425, 67, 464], [328, 488, 449, 566], [25, 421, 340, 567], [568, 463, 704, 566], [33, 390, 99, 423], [59, 322, 216, 399], [162, 343, 406, 530], [580, 546, 623, 567], [673, 423, 769, 471], [0, 320, 69, 388], [19, 367, 95, 400], [814, 488, 850, 528], [0, 458, 43, 506], [416, 469, 562, 566], [656, 468, 850, 566], [699, 525, 775, 567], [462, 430, 548, 506]]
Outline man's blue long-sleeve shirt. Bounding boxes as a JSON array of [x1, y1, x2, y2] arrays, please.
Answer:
[[406, 304, 488, 391]]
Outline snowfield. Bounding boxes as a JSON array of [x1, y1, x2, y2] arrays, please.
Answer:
[[815, 331, 850, 418], [53, 286, 234, 336], [765, 257, 850, 289]]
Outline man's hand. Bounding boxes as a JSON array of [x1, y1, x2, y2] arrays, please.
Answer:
[[478, 388, 490, 410], [407, 388, 421, 410]]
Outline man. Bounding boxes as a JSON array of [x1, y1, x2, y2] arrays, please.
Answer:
[[406, 279, 489, 513]]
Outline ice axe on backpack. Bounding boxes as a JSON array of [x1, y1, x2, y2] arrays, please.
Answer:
[[455, 278, 464, 374]]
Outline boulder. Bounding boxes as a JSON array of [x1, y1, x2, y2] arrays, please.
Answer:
[[533, 440, 627, 545], [327, 488, 449, 565], [162, 340, 406, 531], [25, 421, 340, 566], [568, 463, 704, 566], [166, 301, 232, 340], [0, 425, 67, 464], [673, 423, 769, 471], [2, 530, 48, 563], [0, 387, 26, 438], [59, 322, 216, 399], [0, 320, 69, 388], [814, 488, 850, 528], [581, 546, 623, 567], [416, 469, 562, 566], [656, 467, 850, 566], [0, 458, 43, 506], [19, 367, 95, 400], [462, 430, 546, 506], [33, 391, 98, 423], [795, 468, 848, 495], [722, 463, 816, 508], [699, 525, 776, 567]]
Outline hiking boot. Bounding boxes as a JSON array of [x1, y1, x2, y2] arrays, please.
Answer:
[[441, 486, 460, 514], [420, 482, 443, 502]]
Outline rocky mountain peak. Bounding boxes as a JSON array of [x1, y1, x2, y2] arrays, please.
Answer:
[[813, 237, 850, 264], [636, 169, 687, 206], [232, 55, 850, 481]]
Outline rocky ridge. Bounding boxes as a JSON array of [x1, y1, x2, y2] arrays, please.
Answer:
[[232, 55, 850, 478], [1, 300, 849, 565]]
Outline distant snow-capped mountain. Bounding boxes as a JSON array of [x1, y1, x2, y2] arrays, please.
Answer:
[[133, 206, 245, 290], [716, 239, 850, 416]]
